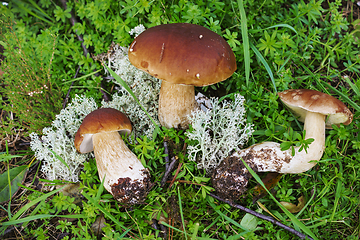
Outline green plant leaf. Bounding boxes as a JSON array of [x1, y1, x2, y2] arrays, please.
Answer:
[[0, 165, 28, 203], [237, 0, 250, 88], [240, 213, 258, 231]]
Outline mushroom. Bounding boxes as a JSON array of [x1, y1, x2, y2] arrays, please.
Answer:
[[74, 108, 151, 205], [128, 23, 237, 129], [212, 89, 353, 199]]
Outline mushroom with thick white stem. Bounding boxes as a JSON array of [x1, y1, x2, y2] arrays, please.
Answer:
[[74, 108, 151, 205], [212, 89, 353, 200], [128, 23, 237, 129]]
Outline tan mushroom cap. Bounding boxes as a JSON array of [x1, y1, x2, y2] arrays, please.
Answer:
[[74, 108, 132, 153], [278, 89, 353, 128], [128, 23, 237, 86]]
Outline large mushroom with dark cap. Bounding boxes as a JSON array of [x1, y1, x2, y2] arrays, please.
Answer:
[[128, 23, 237, 129], [74, 108, 151, 205], [212, 89, 353, 200]]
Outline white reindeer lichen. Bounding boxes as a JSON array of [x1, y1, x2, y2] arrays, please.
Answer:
[[30, 95, 98, 182], [186, 94, 253, 172]]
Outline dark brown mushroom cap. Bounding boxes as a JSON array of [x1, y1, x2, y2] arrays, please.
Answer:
[[278, 89, 353, 128], [128, 23, 237, 86], [74, 108, 132, 153]]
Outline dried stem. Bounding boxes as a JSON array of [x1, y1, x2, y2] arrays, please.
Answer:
[[161, 156, 178, 187], [206, 191, 314, 240], [62, 66, 80, 109]]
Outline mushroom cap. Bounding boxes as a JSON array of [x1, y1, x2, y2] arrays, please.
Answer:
[[128, 23, 237, 86], [278, 89, 353, 128], [74, 108, 132, 153]]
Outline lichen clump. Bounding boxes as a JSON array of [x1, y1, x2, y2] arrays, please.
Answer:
[[30, 96, 98, 182], [186, 94, 253, 172]]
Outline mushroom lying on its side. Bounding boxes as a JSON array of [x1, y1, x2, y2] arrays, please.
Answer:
[[74, 108, 151, 205], [128, 23, 237, 129], [212, 89, 353, 200]]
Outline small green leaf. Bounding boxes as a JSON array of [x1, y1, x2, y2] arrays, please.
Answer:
[[280, 141, 292, 151], [0, 165, 28, 203], [194, 176, 210, 184], [240, 213, 258, 231]]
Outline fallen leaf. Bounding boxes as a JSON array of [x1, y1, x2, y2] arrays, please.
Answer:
[[91, 214, 106, 238], [59, 182, 83, 205], [252, 172, 282, 202], [280, 195, 306, 213]]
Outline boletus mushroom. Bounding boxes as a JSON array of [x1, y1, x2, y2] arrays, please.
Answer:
[[74, 108, 151, 205], [212, 89, 353, 200], [128, 23, 237, 129]]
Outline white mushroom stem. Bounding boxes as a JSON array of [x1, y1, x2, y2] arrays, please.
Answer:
[[92, 131, 149, 203], [235, 111, 325, 174], [158, 80, 198, 129]]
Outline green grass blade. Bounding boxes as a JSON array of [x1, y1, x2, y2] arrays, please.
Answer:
[[250, 42, 277, 93], [27, 0, 55, 21], [342, 76, 360, 97], [208, 199, 250, 232], [11, 186, 64, 221], [1, 214, 86, 226], [236, 0, 250, 88], [295, 186, 316, 219], [95, 175, 105, 202], [160, 221, 217, 240], [177, 187, 188, 240], [330, 160, 343, 221], [104, 65, 162, 135], [240, 158, 318, 240], [17, 183, 42, 194], [0, 154, 24, 162], [1, 214, 54, 226], [119, 228, 132, 238], [48, 148, 70, 171], [277, 56, 291, 74], [266, 24, 298, 34], [61, 69, 102, 85], [12, 0, 53, 25]]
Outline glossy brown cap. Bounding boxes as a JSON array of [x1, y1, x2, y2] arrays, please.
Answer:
[[278, 89, 353, 128], [128, 23, 237, 86], [74, 108, 132, 153]]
